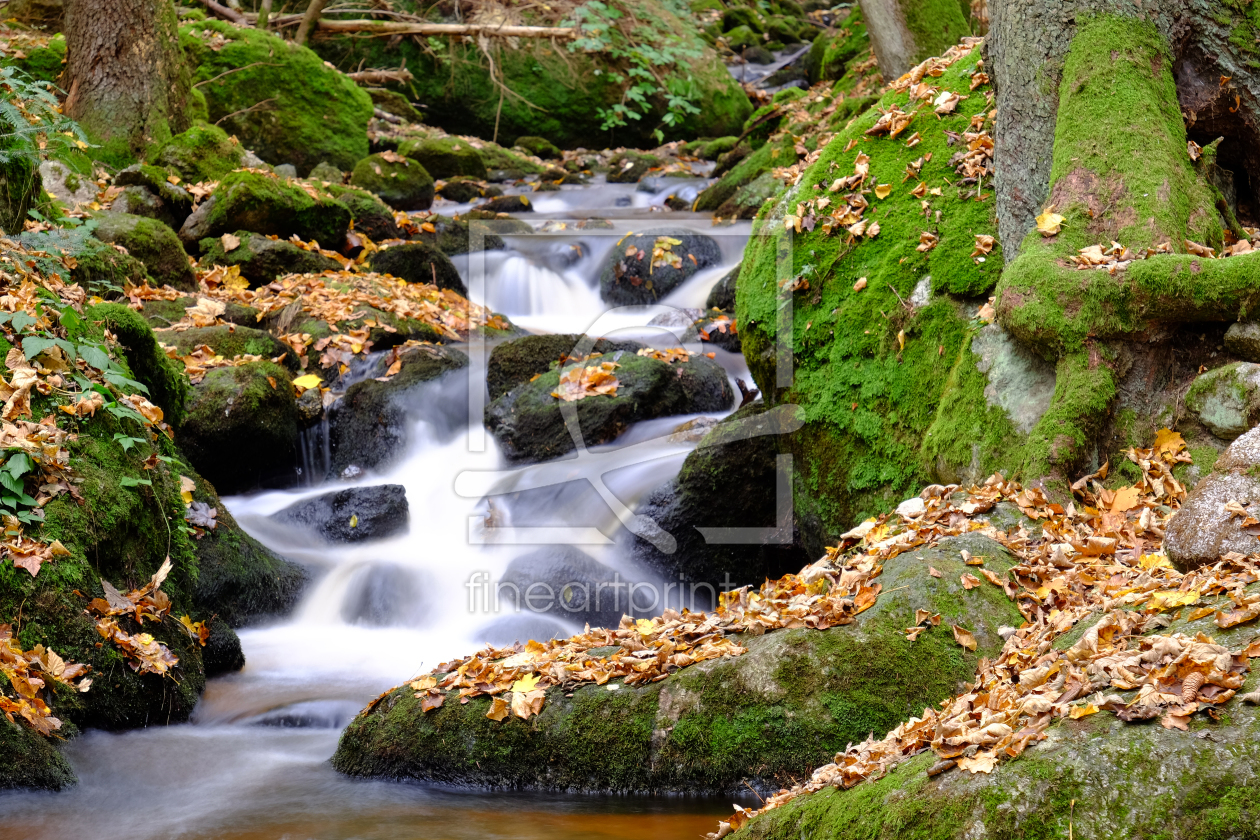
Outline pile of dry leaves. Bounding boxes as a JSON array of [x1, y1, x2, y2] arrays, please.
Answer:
[[0, 624, 90, 736], [709, 431, 1260, 838]]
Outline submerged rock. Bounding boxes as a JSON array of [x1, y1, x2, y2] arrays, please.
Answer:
[[606, 151, 662, 184], [498, 546, 629, 629], [327, 345, 469, 477], [272, 484, 410, 544], [331, 532, 1022, 793], [486, 349, 733, 463], [599, 227, 721, 305]]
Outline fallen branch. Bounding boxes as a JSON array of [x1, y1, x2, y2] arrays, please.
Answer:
[[314, 19, 577, 38], [215, 98, 277, 127], [348, 68, 416, 85], [198, 0, 246, 24], [373, 107, 403, 124]]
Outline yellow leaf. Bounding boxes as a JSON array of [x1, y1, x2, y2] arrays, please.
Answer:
[[179, 475, 196, 506], [1109, 485, 1141, 512], [1069, 703, 1099, 720], [486, 696, 510, 721], [951, 624, 977, 651], [349, 514, 358, 528], [896, 330, 905, 352], [292, 374, 323, 391], [1139, 553, 1173, 570], [410, 676, 437, 690], [1153, 428, 1186, 457], [1146, 590, 1200, 612], [1036, 209, 1065, 236], [636, 618, 656, 635], [874, 184, 891, 199], [511, 673, 540, 693]]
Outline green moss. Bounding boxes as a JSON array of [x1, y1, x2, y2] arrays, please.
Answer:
[[149, 122, 244, 183], [203, 170, 352, 247], [4, 34, 66, 85], [180, 20, 373, 174], [475, 141, 547, 175], [736, 49, 1003, 531], [322, 183, 399, 241], [349, 153, 435, 211], [396, 136, 487, 181], [513, 135, 561, 159], [901, 0, 971, 67], [91, 212, 194, 290], [86, 302, 190, 427], [0, 715, 75, 790]]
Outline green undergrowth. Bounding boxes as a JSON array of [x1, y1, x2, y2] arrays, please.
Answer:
[[736, 47, 1006, 531]]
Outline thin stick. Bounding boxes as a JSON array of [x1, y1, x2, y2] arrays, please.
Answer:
[[193, 62, 282, 89], [215, 98, 277, 126], [315, 19, 577, 38]]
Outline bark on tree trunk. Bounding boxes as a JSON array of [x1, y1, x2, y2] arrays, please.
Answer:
[[295, 0, 330, 46], [62, 0, 191, 157], [858, 0, 972, 79], [988, 0, 1260, 255]]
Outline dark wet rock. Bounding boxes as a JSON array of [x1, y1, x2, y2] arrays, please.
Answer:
[[324, 184, 402, 241], [486, 333, 646, 401], [178, 361, 300, 494], [683, 309, 741, 353], [350, 153, 435, 211], [499, 546, 631, 628], [477, 194, 532, 213], [92, 212, 195, 290], [629, 402, 819, 593], [475, 614, 572, 646], [486, 349, 733, 463], [437, 177, 498, 203], [272, 484, 410, 544], [606, 151, 662, 184], [202, 617, 246, 677], [706, 264, 739, 310], [0, 718, 74, 791], [327, 345, 469, 477], [409, 213, 505, 256], [1167, 425, 1260, 570], [599, 227, 721, 305], [1225, 321, 1260, 362], [198, 230, 342, 285], [367, 242, 466, 295]]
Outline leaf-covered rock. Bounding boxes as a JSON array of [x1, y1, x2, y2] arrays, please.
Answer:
[[179, 170, 351, 249], [198, 230, 341, 287], [599, 228, 722, 305], [349, 152, 435, 211]]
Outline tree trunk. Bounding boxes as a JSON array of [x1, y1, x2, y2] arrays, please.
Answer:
[[62, 0, 191, 157], [988, 0, 1260, 253], [295, 0, 330, 46], [857, 0, 972, 79]]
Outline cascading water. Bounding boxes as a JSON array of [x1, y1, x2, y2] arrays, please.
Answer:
[[0, 181, 755, 840]]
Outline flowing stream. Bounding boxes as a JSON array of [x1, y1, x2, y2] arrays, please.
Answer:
[[0, 181, 757, 840]]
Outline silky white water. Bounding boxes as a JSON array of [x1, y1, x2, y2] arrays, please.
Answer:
[[0, 184, 754, 840]]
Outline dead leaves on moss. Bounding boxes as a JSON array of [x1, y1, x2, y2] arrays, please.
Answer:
[[84, 558, 200, 676], [0, 623, 90, 736], [551, 361, 620, 402]]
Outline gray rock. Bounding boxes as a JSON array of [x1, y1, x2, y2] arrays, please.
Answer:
[[274, 163, 298, 179], [1224, 321, 1260, 362], [366, 242, 466, 295], [1184, 361, 1260, 439], [272, 484, 409, 544], [971, 322, 1056, 435], [308, 161, 345, 183], [39, 159, 95, 206], [601, 227, 721, 306], [1166, 425, 1260, 570], [499, 546, 629, 628]]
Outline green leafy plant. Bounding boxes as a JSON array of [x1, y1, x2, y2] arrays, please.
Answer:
[[0, 65, 90, 167]]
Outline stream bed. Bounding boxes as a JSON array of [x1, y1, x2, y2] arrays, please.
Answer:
[[0, 180, 756, 839]]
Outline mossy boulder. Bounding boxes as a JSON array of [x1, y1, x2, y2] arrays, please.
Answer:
[[366, 242, 465, 295], [198, 230, 341, 286], [600, 228, 722, 305], [367, 88, 423, 123], [0, 717, 75, 791], [179, 170, 352, 249], [155, 324, 296, 372], [134, 296, 260, 331], [180, 20, 373, 174], [486, 333, 646, 401], [86, 302, 191, 426], [323, 183, 401, 241], [92, 212, 195, 290], [722, 6, 764, 33], [177, 361, 300, 494], [1183, 362, 1260, 440], [475, 141, 547, 179], [514, 135, 561, 159], [398, 136, 487, 181], [349, 153, 435, 211], [606, 151, 662, 184], [326, 345, 469, 477], [477, 194, 531, 214], [409, 213, 505, 256], [18, 227, 146, 298], [437, 177, 491, 203], [332, 531, 1022, 793], [3, 30, 65, 83], [697, 136, 739, 161], [149, 123, 245, 184], [486, 350, 734, 463], [110, 182, 192, 232], [311, 0, 750, 149]]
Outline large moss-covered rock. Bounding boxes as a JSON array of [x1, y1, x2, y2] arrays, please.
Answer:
[[0, 718, 75, 791], [486, 350, 733, 463], [600, 228, 721, 305], [367, 242, 465, 294], [332, 532, 1022, 792], [310, 0, 751, 149], [155, 324, 296, 372], [326, 345, 469, 477], [514, 136, 561, 159], [179, 170, 351, 248], [180, 20, 373, 174], [398, 136, 487, 181], [324, 183, 401, 241], [86, 302, 190, 426], [17, 226, 148, 298], [177, 361, 299, 494], [198, 230, 341, 286], [92, 212, 195, 290], [149, 123, 244, 184], [349, 153, 435, 211], [486, 333, 645, 401]]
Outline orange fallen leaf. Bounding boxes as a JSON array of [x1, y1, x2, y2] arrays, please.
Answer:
[[952, 624, 977, 651]]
